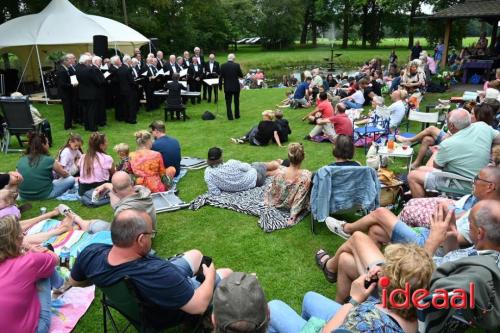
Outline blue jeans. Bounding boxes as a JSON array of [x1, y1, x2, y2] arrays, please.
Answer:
[[36, 270, 64, 333], [343, 100, 363, 109], [391, 220, 430, 247], [268, 292, 342, 333], [48, 176, 75, 199], [169, 255, 222, 289]]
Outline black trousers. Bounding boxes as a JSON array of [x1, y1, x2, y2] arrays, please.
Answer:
[[124, 92, 138, 123], [61, 96, 73, 129], [112, 86, 123, 121], [81, 99, 97, 132], [96, 94, 106, 126], [145, 85, 158, 111], [224, 90, 240, 120], [207, 84, 218, 103], [202, 81, 208, 100]]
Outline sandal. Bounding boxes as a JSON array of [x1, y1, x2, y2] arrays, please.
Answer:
[[315, 249, 338, 283]]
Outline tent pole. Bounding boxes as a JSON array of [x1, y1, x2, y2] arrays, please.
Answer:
[[16, 45, 35, 92], [441, 19, 452, 69], [35, 44, 48, 104]]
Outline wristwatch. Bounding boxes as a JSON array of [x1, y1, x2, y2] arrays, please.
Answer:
[[345, 296, 360, 307]]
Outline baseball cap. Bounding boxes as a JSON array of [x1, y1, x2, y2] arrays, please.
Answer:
[[208, 147, 222, 161], [213, 272, 268, 332]]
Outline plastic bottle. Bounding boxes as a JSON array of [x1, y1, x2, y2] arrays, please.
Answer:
[[387, 134, 395, 151], [60, 247, 70, 268]]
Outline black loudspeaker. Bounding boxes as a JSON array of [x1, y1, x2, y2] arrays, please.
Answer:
[[93, 35, 108, 58], [150, 38, 159, 53]]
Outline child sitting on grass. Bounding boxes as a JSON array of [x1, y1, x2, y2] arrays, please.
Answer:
[[274, 110, 292, 143], [57, 133, 83, 177], [277, 90, 295, 108], [113, 143, 133, 174]]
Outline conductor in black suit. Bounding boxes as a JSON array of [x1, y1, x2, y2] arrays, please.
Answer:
[[56, 54, 77, 130], [219, 53, 243, 120], [204, 53, 220, 103]]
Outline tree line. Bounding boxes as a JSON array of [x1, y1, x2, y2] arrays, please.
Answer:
[[0, 0, 483, 53]]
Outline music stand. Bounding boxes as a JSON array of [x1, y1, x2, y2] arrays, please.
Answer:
[[203, 78, 220, 115]]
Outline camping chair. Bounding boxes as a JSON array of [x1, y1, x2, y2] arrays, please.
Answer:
[[100, 277, 205, 333], [310, 166, 380, 234], [354, 115, 390, 154], [398, 107, 441, 142], [428, 171, 473, 199], [100, 277, 157, 333], [0, 96, 37, 153]]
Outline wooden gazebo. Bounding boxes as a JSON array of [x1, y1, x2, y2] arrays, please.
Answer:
[[425, 0, 500, 68]]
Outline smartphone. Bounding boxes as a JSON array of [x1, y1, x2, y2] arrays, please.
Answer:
[[196, 256, 213, 283], [364, 276, 379, 289]]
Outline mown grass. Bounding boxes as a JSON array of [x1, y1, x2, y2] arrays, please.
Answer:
[[1, 84, 461, 332]]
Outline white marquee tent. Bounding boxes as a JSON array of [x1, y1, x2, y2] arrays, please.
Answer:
[[0, 0, 149, 99]]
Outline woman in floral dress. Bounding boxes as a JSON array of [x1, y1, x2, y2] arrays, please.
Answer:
[[265, 142, 312, 225], [129, 130, 176, 193]]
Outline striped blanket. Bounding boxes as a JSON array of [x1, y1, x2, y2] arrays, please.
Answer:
[[189, 180, 309, 232]]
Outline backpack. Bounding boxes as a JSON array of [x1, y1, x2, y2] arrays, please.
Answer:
[[201, 111, 215, 120]]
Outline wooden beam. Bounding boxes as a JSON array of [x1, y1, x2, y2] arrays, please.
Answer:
[[442, 19, 452, 69], [490, 19, 499, 51]]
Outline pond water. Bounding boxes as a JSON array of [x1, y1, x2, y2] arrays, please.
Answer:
[[246, 64, 358, 87]]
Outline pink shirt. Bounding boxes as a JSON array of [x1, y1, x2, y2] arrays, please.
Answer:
[[317, 99, 334, 119], [0, 252, 57, 333], [0, 205, 21, 219], [78, 152, 114, 184]]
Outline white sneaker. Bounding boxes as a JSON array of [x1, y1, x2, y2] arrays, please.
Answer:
[[325, 217, 350, 239]]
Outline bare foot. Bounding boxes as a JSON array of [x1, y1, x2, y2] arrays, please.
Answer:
[[396, 135, 409, 143]]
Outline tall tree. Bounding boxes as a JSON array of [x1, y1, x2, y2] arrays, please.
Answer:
[[256, 0, 303, 49]]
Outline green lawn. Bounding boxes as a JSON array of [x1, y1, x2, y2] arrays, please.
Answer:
[[0, 86, 459, 332]]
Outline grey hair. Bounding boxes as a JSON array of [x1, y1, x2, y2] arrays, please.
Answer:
[[131, 58, 139, 65], [79, 54, 91, 64], [111, 210, 149, 247], [92, 56, 102, 65], [110, 55, 120, 65], [228, 53, 235, 61], [61, 54, 71, 62], [474, 203, 500, 245], [449, 108, 471, 130], [122, 54, 131, 63]]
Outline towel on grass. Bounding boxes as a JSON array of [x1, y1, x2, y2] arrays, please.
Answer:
[[50, 286, 95, 333], [189, 179, 309, 232], [25, 219, 112, 333]]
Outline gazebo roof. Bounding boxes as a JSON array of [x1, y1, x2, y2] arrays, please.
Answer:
[[426, 0, 500, 20]]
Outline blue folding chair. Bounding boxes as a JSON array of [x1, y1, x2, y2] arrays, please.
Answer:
[[354, 115, 390, 153]]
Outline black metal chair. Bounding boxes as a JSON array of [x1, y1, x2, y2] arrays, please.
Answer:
[[0, 96, 37, 153]]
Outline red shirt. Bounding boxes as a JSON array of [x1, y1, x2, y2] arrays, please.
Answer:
[[329, 113, 353, 136], [317, 99, 334, 119]]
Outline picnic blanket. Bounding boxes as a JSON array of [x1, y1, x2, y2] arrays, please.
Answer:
[[26, 219, 112, 332], [50, 286, 95, 333], [189, 179, 309, 232], [180, 157, 207, 170]]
